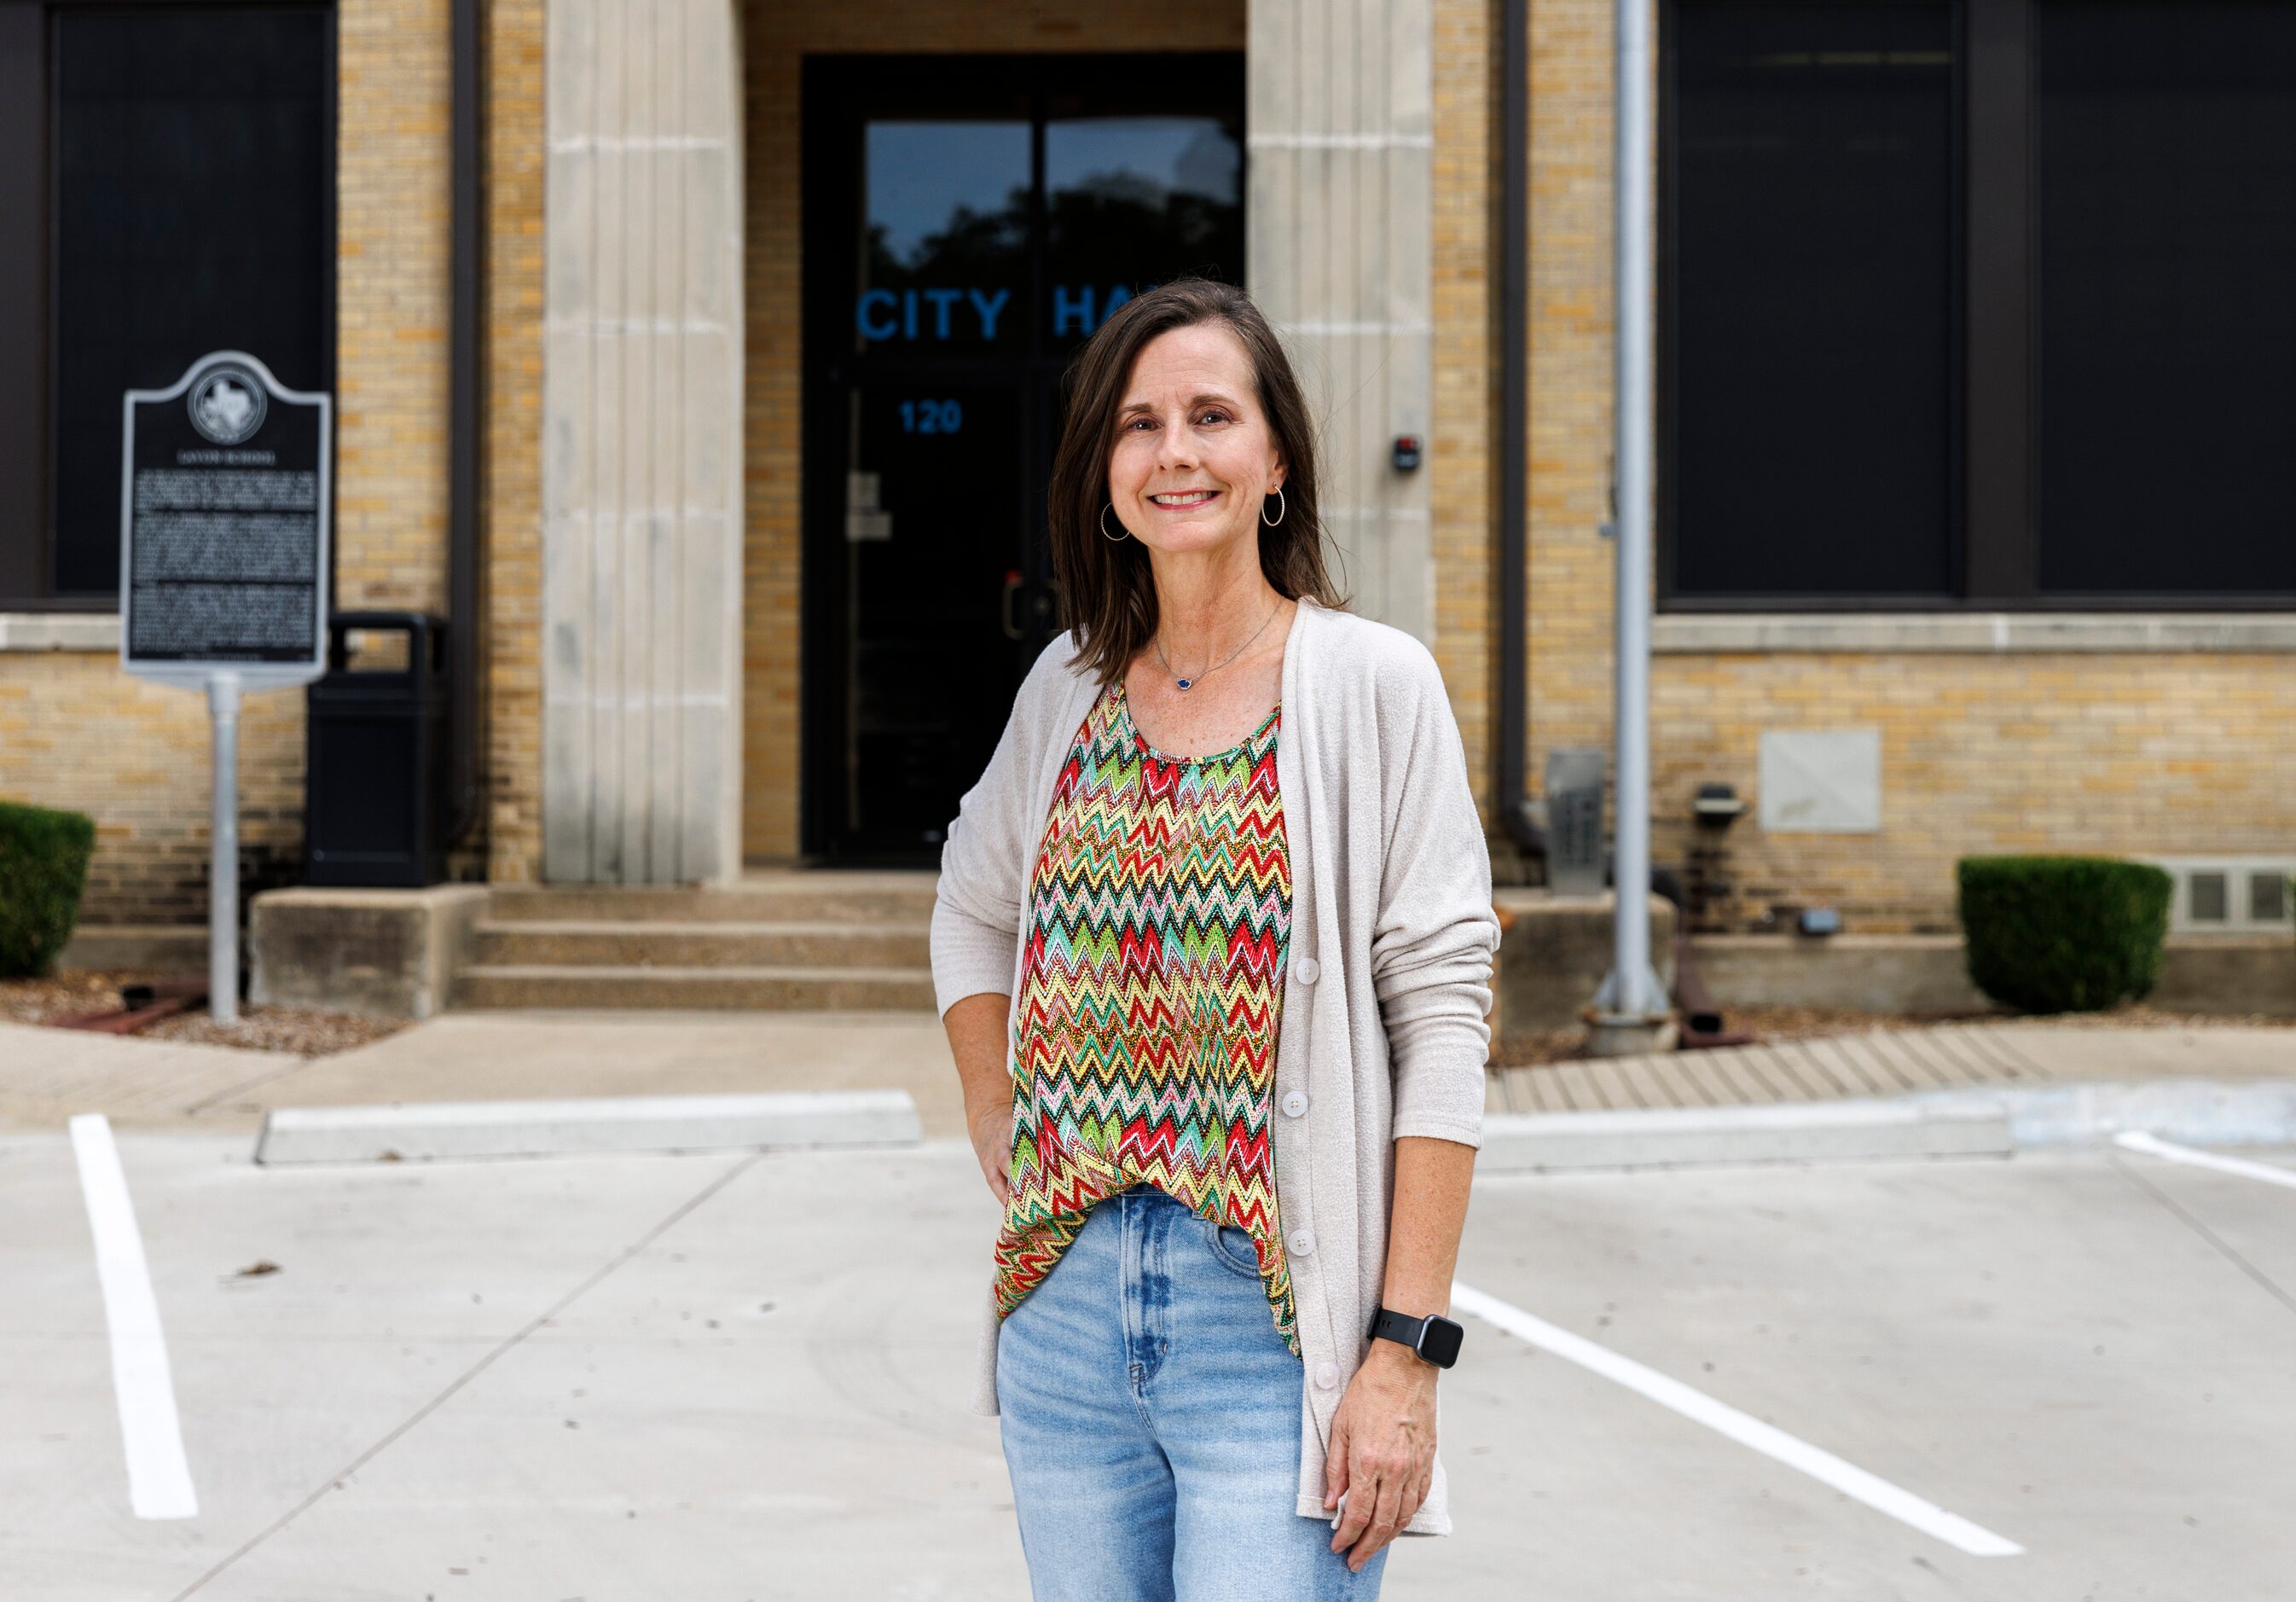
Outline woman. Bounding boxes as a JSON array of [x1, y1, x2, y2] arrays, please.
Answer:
[[931, 277, 1499, 1599]]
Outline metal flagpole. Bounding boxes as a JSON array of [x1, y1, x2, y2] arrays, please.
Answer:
[[1591, 0, 1669, 1051], [208, 672, 241, 1025]]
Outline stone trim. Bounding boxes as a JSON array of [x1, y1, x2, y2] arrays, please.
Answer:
[[0, 613, 121, 653], [540, 0, 745, 885], [1249, 0, 1435, 643], [1652, 612, 2296, 654]]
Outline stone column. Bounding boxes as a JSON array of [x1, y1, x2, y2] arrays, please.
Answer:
[[541, 0, 744, 884], [1248, 0, 1435, 643]]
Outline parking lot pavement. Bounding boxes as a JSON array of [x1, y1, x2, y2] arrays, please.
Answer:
[[6, 1132, 2293, 1600], [1430, 1146, 2296, 1599]]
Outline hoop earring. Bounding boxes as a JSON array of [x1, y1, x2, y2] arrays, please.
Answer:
[[1261, 486, 1287, 528], [1099, 502, 1131, 543]]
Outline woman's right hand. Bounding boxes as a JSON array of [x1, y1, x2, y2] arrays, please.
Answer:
[[968, 1097, 1016, 1206], [942, 991, 1018, 1207]]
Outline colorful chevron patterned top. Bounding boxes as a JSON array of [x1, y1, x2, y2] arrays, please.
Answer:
[[994, 676, 1298, 1354]]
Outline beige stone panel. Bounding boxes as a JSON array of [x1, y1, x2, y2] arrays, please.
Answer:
[[1249, 0, 1435, 643], [542, 0, 745, 883]]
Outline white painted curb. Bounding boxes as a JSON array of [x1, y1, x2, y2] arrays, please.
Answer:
[[1477, 1099, 2014, 1173], [1476, 1077, 2296, 1174], [1904, 1078, 2296, 1149], [253, 1089, 924, 1165]]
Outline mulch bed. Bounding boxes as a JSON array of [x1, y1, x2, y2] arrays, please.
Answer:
[[0, 969, 411, 1057], [1487, 999, 2296, 1071]]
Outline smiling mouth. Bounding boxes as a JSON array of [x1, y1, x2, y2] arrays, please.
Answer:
[[1147, 490, 1219, 507]]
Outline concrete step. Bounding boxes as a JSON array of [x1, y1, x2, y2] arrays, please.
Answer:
[[454, 963, 939, 1012], [468, 920, 933, 970], [487, 874, 937, 926]]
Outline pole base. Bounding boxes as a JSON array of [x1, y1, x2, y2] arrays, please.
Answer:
[[1581, 1013, 1679, 1059]]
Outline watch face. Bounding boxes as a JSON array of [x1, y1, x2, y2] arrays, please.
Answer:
[[1418, 1315, 1464, 1368]]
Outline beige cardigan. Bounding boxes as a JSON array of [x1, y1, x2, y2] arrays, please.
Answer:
[[928, 594, 1499, 1535]]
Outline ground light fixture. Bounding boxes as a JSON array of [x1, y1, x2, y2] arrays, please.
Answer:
[[1692, 781, 1747, 829]]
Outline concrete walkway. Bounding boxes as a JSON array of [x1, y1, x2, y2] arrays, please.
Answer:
[[1490, 1019, 2296, 1116], [0, 1013, 964, 1137], [0, 1025, 308, 1134], [7, 1012, 2293, 1143]]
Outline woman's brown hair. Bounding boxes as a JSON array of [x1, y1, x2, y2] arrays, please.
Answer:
[[1047, 277, 1348, 687]]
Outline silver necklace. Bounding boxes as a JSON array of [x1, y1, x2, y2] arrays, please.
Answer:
[[1153, 598, 1281, 692]]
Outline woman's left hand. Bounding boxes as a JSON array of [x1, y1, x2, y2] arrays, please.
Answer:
[[1324, 1341, 1439, 1570]]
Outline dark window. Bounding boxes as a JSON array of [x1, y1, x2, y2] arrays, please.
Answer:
[[859, 119, 1031, 358], [1042, 115, 1243, 352], [1662, 0, 2296, 610], [0, 3, 333, 607], [2034, 1, 2296, 595], [1666, 2, 1958, 600]]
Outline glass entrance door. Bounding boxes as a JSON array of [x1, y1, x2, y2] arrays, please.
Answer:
[[801, 54, 1244, 862]]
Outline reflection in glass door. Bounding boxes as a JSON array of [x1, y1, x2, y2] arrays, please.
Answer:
[[802, 55, 1244, 861], [840, 379, 1023, 844]]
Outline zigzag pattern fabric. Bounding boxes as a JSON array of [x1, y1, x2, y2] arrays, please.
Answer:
[[994, 678, 1298, 1354]]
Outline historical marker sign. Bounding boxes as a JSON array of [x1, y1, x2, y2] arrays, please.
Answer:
[[119, 351, 332, 1023], [121, 351, 331, 687]]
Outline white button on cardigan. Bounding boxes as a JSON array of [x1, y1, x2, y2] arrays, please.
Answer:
[[930, 595, 1500, 1538]]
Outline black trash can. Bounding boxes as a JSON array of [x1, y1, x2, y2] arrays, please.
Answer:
[[304, 612, 449, 886]]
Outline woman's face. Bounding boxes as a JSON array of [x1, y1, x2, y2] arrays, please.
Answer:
[[1105, 322, 1287, 560]]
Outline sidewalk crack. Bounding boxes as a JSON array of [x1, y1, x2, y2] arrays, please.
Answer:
[[2110, 1152, 2296, 1320]]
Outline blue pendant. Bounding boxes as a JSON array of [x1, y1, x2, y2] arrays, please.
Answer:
[[1175, 678, 1192, 691]]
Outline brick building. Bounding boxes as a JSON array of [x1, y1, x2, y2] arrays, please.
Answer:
[[2, 0, 2292, 966]]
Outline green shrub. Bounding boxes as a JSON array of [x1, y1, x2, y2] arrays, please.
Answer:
[[1956, 854, 2171, 1014], [0, 800, 97, 978]]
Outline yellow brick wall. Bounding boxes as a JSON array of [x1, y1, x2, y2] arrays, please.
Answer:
[[737, 0, 1249, 862], [137, 0, 2280, 934], [0, 653, 305, 926], [485, 0, 546, 884], [1650, 656, 2296, 933], [1516, 0, 2296, 932], [0, 0, 455, 926], [1433, 0, 1497, 850], [1524, 0, 1615, 820], [336, 0, 453, 612]]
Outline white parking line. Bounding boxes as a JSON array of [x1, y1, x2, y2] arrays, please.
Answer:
[[68, 1115, 198, 1520], [2113, 1131, 2296, 1191], [1449, 1280, 2023, 1558]]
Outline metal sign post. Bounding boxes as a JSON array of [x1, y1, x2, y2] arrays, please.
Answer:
[[206, 672, 242, 1022], [120, 351, 332, 1024]]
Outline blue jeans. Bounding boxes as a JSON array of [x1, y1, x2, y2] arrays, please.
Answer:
[[994, 1184, 1389, 1601]]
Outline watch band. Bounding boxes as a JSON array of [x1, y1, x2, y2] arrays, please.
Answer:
[[1369, 1306, 1464, 1368]]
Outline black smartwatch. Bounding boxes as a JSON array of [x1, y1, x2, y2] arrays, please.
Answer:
[[1369, 1307, 1464, 1369]]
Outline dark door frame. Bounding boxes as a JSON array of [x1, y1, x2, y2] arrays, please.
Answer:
[[797, 50, 1245, 863]]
